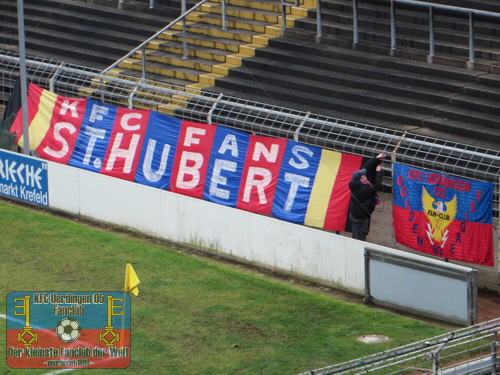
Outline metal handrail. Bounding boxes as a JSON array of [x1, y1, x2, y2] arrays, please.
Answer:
[[356, 0, 500, 68], [287, 0, 500, 67], [280, 0, 301, 36], [118, 0, 158, 10], [2, 51, 500, 166], [102, 0, 227, 77]]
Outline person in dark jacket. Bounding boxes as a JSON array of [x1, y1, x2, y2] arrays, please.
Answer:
[[348, 157, 383, 241], [362, 153, 386, 205]]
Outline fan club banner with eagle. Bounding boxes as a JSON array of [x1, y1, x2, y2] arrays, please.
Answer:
[[393, 163, 494, 266], [8, 83, 363, 231]]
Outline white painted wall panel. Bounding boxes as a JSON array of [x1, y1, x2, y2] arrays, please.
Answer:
[[39, 159, 474, 306], [78, 169, 163, 236], [47, 161, 80, 214]]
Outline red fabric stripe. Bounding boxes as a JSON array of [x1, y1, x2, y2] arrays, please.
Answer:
[[323, 153, 363, 231], [393, 205, 493, 266], [170, 121, 217, 198], [7, 329, 130, 368], [101, 108, 150, 181], [36, 95, 86, 164], [236, 135, 287, 215], [10, 83, 44, 143]]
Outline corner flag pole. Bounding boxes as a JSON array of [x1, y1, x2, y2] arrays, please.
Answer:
[[120, 263, 140, 348], [17, 0, 30, 155]]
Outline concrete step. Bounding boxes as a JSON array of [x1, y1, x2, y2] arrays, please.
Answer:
[[16, 2, 165, 38], [295, 19, 500, 63], [214, 0, 283, 12], [0, 31, 116, 68], [231, 64, 441, 116], [149, 39, 229, 62], [450, 94, 500, 116], [25, 0, 173, 25], [237, 55, 452, 108], [267, 37, 480, 83], [295, 0, 500, 65], [134, 49, 219, 72], [463, 83, 500, 101], [318, 9, 500, 52], [70, 0, 191, 17], [213, 72, 429, 126], [259, 42, 477, 92], [189, 11, 274, 33], [476, 72, 500, 88], [2, 22, 140, 57], [422, 116, 500, 145], [0, 0, 174, 68], [170, 22, 258, 43], [120, 59, 205, 82], [200, 2, 282, 23], [435, 102, 500, 129], [207, 77, 500, 146], [429, 0, 500, 13], [320, 0, 500, 39], [103, 68, 194, 88], [159, 29, 247, 52]]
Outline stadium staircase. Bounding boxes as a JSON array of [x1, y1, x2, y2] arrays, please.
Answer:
[[84, 0, 314, 114], [189, 0, 500, 149]]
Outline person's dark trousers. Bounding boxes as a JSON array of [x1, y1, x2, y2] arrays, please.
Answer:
[[349, 214, 370, 241]]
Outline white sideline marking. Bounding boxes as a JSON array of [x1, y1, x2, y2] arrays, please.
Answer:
[[44, 370, 75, 375]]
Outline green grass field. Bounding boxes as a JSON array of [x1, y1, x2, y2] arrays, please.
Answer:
[[0, 200, 449, 374]]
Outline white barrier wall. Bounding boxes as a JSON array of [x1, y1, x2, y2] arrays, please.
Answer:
[[0, 148, 475, 323], [47, 158, 367, 294], [45, 155, 477, 304]]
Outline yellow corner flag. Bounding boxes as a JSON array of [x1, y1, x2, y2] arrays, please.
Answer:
[[124, 263, 140, 296]]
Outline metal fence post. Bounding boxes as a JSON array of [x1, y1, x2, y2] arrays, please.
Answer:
[[281, 1, 287, 36], [182, 0, 188, 59], [390, 0, 396, 55], [17, 0, 30, 155], [207, 93, 223, 124], [428, 6, 435, 63], [491, 339, 499, 375], [353, 0, 358, 48], [222, 0, 227, 30], [316, 0, 322, 43], [141, 46, 147, 81], [468, 11, 475, 69]]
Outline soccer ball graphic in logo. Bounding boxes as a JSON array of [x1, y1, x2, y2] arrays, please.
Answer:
[[56, 318, 81, 343]]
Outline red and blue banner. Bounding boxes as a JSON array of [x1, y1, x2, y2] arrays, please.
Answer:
[[10, 83, 363, 232], [6, 292, 130, 369], [393, 163, 494, 266]]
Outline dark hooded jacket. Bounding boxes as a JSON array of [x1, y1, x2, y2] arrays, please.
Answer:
[[348, 163, 382, 219], [362, 156, 384, 185]]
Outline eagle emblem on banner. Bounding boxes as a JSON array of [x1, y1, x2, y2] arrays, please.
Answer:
[[422, 187, 457, 246]]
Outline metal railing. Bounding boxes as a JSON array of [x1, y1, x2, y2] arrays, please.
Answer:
[[103, 0, 227, 80], [289, 0, 500, 69], [300, 318, 500, 375], [380, 0, 500, 68], [118, 0, 160, 9], [1, 50, 500, 209], [281, 0, 321, 39]]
